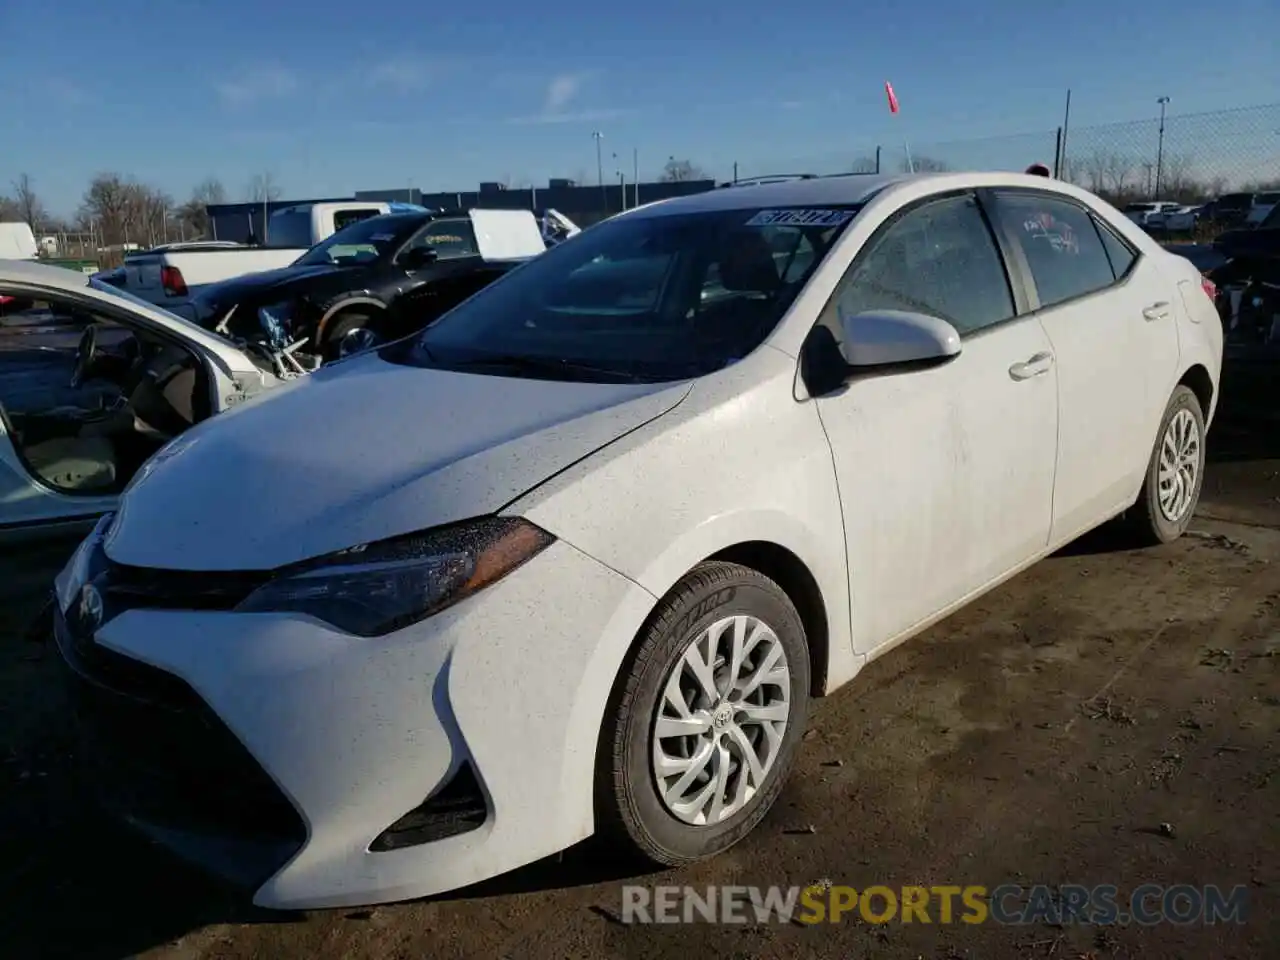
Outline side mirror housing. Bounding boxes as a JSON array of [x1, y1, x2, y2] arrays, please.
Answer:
[[400, 246, 438, 270], [838, 309, 961, 370]]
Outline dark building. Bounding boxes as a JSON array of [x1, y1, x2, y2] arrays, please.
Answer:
[[206, 197, 355, 244], [357, 178, 718, 227], [205, 178, 720, 244]]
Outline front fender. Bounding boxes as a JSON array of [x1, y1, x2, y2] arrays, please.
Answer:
[[506, 354, 860, 696]]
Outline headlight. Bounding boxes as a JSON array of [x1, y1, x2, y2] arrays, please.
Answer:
[[234, 517, 555, 636], [57, 513, 114, 614]]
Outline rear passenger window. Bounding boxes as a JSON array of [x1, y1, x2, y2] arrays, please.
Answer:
[[1096, 219, 1137, 279], [993, 193, 1117, 309], [824, 194, 1015, 337]]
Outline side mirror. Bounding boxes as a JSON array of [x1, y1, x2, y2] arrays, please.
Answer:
[[838, 309, 961, 370], [401, 246, 438, 270]]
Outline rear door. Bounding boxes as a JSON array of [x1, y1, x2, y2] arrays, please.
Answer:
[[987, 190, 1181, 544]]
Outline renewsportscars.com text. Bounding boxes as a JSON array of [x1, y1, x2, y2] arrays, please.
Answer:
[[620, 883, 1250, 926]]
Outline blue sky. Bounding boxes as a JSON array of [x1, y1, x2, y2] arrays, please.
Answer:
[[3, 0, 1279, 216]]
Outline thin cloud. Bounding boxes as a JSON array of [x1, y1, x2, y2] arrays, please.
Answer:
[[544, 72, 586, 112], [216, 66, 299, 106], [507, 108, 631, 126], [367, 59, 432, 93], [48, 78, 90, 106]]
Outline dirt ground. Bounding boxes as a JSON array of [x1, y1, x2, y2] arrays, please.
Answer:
[[1, 358, 1276, 960]]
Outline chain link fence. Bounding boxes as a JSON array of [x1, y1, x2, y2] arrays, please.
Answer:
[[728, 102, 1280, 207]]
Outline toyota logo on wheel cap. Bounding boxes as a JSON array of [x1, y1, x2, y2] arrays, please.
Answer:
[[75, 583, 105, 635]]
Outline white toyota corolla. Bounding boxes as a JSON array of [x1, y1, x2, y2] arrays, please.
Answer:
[[54, 172, 1222, 909]]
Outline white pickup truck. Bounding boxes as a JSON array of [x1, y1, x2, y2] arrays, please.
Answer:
[[118, 200, 392, 319]]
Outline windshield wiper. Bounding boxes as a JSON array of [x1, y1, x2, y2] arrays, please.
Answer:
[[443, 352, 650, 383]]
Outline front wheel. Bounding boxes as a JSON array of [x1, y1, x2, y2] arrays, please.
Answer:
[[596, 561, 810, 865], [321, 312, 382, 362], [1128, 385, 1206, 544]]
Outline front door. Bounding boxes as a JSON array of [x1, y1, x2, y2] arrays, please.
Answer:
[[809, 193, 1059, 652]]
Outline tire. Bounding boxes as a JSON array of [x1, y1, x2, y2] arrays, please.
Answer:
[[1127, 385, 1206, 545], [596, 561, 811, 865], [320, 311, 379, 362]]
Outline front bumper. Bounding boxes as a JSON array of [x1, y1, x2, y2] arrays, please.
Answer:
[[56, 537, 655, 909]]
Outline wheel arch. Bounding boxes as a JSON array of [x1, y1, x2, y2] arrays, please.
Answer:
[[1178, 363, 1215, 423], [704, 541, 831, 698], [315, 298, 386, 345]]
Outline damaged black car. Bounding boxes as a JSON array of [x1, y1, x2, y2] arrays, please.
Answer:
[[188, 208, 554, 366]]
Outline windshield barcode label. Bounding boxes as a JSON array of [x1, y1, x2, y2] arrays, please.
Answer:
[[745, 209, 854, 227]]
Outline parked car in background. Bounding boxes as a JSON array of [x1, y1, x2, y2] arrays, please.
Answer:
[[1162, 205, 1202, 234], [1210, 202, 1280, 341], [1206, 193, 1255, 230], [1122, 201, 1182, 230], [53, 171, 1221, 910], [116, 201, 393, 318], [189, 207, 554, 363], [1, 222, 39, 259], [0, 259, 295, 544], [1245, 191, 1280, 227]]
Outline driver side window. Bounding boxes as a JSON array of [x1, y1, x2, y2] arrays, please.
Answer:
[[406, 218, 479, 260], [821, 194, 1015, 339]]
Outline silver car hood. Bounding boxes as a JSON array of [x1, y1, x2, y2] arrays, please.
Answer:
[[106, 354, 691, 570]]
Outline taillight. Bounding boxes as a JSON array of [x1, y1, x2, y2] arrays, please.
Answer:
[[160, 265, 188, 297], [1200, 275, 1217, 302]]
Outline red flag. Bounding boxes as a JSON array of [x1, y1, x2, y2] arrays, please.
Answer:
[[885, 81, 900, 115]]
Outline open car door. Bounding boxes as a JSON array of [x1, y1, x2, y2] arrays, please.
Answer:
[[0, 266, 279, 545]]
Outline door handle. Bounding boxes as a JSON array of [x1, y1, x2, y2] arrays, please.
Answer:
[[1142, 301, 1171, 321], [1009, 351, 1054, 381]]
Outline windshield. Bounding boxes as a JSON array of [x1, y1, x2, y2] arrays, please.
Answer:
[[292, 214, 424, 267], [387, 205, 857, 382]]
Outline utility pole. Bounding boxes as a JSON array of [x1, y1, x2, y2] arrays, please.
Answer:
[[633, 147, 639, 207], [592, 131, 605, 212], [1155, 96, 1170, 199]]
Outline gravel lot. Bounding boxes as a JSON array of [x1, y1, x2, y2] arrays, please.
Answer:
[[1, 357, 1276, 960]]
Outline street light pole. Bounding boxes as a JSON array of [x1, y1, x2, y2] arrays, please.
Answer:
[[1155, 96, 1170, 199], [592, 131, 605, 212]]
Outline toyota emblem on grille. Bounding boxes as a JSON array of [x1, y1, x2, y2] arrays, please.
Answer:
[[75, 583, 105, 634]]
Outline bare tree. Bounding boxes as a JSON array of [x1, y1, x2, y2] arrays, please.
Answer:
[[246, 172, 283, 203], [12, 173, 47, 230], [901, 155, 949, 173], [178, 178, 227, 238], [0, 194, 21, 221], [849, 155, 880, 174], [659, 158, 710, 183], [1079, 150, 1135, 196]]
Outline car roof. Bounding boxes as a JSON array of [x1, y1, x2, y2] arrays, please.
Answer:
[[627, 173, 917, 216], [0, 258, 94, 288], [621, 171, 1108, 220]]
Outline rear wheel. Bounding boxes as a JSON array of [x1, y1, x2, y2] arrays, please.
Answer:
[[1128, 385, 1206, 544], [596, 562, 810, 865]]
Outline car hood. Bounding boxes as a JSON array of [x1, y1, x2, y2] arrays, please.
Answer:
[[106, 354, 692, 570], [197, 263, 353, 306]]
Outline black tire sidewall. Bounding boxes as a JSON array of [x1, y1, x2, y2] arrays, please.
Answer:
[[321, 313, 373, 361], [612, 567, 810, 862], [1141, 386, 1206, 542]]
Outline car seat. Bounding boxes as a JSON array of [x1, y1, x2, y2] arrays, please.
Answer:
[[24, 435, 117, 492]]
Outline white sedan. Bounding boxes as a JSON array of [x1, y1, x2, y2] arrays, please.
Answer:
[[53, 171, 1222, 910], [0, 260, 290, 545]]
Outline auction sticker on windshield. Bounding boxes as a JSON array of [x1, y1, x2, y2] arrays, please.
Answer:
[[745, 209, 855, 227]]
